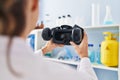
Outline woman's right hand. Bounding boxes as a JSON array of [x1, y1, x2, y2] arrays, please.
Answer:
[[42, 40, 64, 55], [70, 32, 88, 58]]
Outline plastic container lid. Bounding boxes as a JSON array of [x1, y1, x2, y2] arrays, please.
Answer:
[[62, 16, 66, 18], [88, 44, 94, 47], [58, 17, 61, 19], [67, 14, 71, 17], [99, 44, 101, 47]]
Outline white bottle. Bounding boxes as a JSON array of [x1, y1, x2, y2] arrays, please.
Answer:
[[103, 5, 114, 25], [66, 14, 74, 26], [91, 3, 100, 26], [44, 14, 51, 27], [56, 16, 61, 26], [62, 15, 66, 25]]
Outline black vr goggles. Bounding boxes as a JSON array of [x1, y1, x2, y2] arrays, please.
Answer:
[[42, 25, 84, 45]]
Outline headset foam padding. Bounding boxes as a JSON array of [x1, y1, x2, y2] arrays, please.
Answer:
[[42, 28, 52, 41], [72, 28, 81, 45]]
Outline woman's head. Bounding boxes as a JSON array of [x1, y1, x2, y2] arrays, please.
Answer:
[[0, 0, 39, 77], [0, 0, 39, 38]]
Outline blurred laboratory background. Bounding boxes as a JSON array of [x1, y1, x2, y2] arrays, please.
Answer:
[[28, 0, 120, 80]]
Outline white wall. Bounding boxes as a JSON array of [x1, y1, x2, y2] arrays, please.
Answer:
[[38, 0, 120, 27]]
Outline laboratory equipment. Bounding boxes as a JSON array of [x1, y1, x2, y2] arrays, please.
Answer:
[[88, 44, 95, 63], [27, 34, 35, 50], [95, 44, 101, 64], [101, 32, 118, 66], [103, 5, 114, 25], [91, 3, 100, 26]]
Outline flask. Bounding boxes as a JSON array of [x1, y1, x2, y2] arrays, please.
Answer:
[[103, 5, 114, 25], [88, 44, 95, 63]]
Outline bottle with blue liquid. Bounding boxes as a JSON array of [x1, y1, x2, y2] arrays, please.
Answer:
[[72, 56, 80, 62], [95, 44, 101, 64], [27, 34, 35, 51], [104, 5, 114, 25], [88, 44, 95, 63], [56, 48, 66, 60]]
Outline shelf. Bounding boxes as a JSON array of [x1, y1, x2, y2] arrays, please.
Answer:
[[92, 64, 118, 71], [44, 57, 118, 71], [84, 24, 120, 29], [44, 57, 79, 65]]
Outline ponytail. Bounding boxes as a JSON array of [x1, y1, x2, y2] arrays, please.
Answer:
[[6, 37, 23, 78], [0, 4, 9, 35], [0, 0, 26, 78]]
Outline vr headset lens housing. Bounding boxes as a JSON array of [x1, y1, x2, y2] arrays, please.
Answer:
[[42, 25, 84, 45], [53, 30, 72, 44]]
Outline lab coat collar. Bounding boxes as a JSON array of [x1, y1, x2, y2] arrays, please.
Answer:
[[0, 35, 26, 44], [0, 35, 34, 55], [0, 35, 27, 50]]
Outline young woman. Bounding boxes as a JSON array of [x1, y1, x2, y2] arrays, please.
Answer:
[[0, 0, 98, 80]]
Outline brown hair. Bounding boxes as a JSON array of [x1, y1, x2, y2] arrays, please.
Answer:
[[0, 0, 26, 78]]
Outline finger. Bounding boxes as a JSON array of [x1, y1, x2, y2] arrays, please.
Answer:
[[54, 43, 64, 47], [80, 32, 88, 45], [84, 32, 88, 44], [49, 39, 53, 43], [70, 41, 76, 46], [54, 43, 59, 47], [84, 32, 88, 42], [83, 32, 87, 41], [58, 44, 64, 47], [78, 33, 88, 49], [70, 41, 79, 49]]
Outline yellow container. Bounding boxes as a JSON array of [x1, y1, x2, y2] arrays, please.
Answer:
[[101, 32, 119, 67]]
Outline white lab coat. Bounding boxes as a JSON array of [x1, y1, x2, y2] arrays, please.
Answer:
[[0, 36, 98, 80]]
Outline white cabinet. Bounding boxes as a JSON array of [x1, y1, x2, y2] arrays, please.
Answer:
[[28, 29, 47, 51]]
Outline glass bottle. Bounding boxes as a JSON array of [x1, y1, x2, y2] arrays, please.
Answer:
[[88, 44, 95, 63], [95, 44, 101, 64], [66, 14, 73, 26], [35, 21, 44, 29], [103, 5, 114, 25]]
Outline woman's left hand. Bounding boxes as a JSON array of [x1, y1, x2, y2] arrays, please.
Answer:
[[41, 40, 64, 54]]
